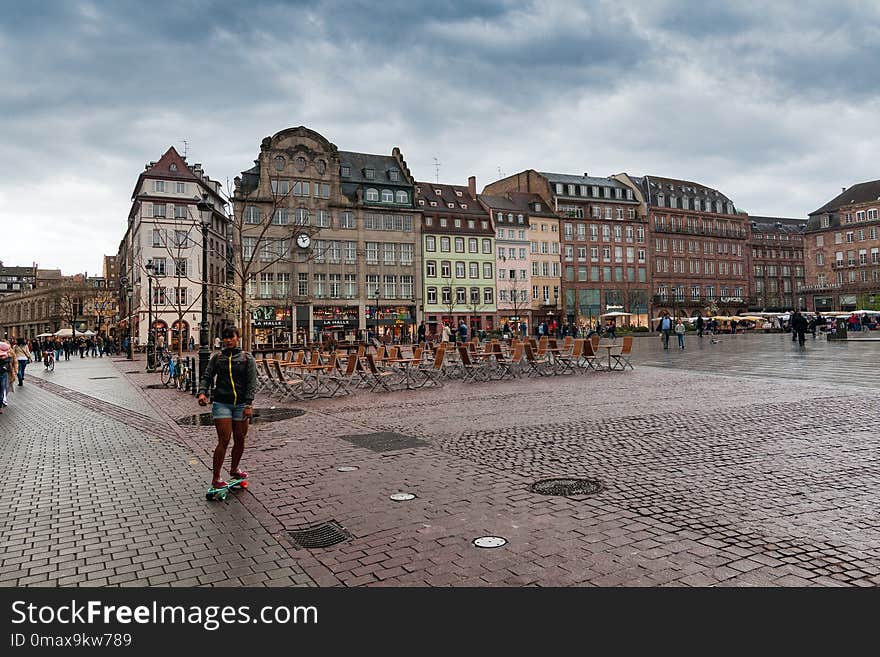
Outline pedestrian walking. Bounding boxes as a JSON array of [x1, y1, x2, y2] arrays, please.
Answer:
[[696, 315, 704, 338], [213, 336, 221, 350], [197, 326, 258, 491], [658, 314, 673, 349], [0, 340, 12, 412], [457, 320, 468, 343], [675, 318, 686, 349], [417, 321, 426, 345], [441, 323, 451, 343], [13, 338, 31, 386], [791, 310, 808, 347]]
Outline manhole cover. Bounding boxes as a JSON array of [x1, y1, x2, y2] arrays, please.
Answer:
[[390, 493, 416, 501], [530, 478, 604, 496], [143, 383, 168, 389], [288, 520, 351, 549], [337, 466, 359, 472], [474, 536, 507, 549], [339, 431, 428, 453], [89, 376, 118, 380], [176, 408, 306, 426]]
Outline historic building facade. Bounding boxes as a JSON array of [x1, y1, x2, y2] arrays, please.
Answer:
[[747, 217, 807, 311], [618, 174, 750, 318], [118, 146, 228, 351], [484, 170, 646, 329], [233, 126, 421, 343], [803, 179, 880, 311], [417, 177, 496, 334], [0, 262, 37, 297], [477, 193, 532, 330]]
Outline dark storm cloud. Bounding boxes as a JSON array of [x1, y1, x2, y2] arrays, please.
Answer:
[[1, 1, 880, 274]]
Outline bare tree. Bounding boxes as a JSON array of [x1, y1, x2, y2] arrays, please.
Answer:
[[153, 221, 206, 358], [52, 282, 95, 340], [225, 175, 329, 351], [501, 274, 529, 335]]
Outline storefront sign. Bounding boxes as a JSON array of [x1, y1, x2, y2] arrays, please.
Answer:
[[252, 320, 286, 328], [720, 296, 742, 303]]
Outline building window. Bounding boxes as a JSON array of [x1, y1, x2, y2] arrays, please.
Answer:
[[440, 237, 451, 252], [382, 189, 394, 203], [366, 188, 379, 202], [482, 239, 492, 254], [341, 165, 350, 177], [455, 261, 466, 278], [454, 237, 465, 252], [483, 262, 493, 278], [395, 190, 408, 204], [483, 288, 493, 304], [427, 287, 437, 304], [425, 236, 436, 251]]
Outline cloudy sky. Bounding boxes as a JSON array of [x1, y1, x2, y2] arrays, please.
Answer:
[[2, 0, 879, 275]]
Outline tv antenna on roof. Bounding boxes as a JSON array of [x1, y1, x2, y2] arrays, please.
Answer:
[[181, 139, 189, 159], [497, 166, 504, 179], [433, 156, 441, 183]]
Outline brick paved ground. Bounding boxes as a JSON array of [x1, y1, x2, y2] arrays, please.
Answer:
[[1, 357, 315, 587], [4, 335, 879, 586]]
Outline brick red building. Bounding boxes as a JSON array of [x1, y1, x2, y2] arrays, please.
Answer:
[[620, 174, 750, 318], [483, 170, 648, 328], [747, 216, 806, 311], [803, 179, 880, 312]]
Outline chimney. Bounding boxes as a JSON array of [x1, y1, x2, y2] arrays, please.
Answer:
[[583, 172, 589, 177], [468, 175, 476, 199], [842, 187, 846, 193]]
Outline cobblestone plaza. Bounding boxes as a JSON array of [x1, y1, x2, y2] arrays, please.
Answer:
[[3, 334, 879, 587]]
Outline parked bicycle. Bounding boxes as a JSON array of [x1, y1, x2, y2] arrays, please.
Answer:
[[160, 354, 194, 390]]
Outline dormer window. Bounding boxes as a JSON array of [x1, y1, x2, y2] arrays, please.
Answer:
[[657, 193, 665, 206], [455, 190, 462, 197], [418, 199, 425, 206], [461, 203, 468, 209], [518, 215, 524, 223], [364, 168, 375, 180], [169, 163, 178, 172], [430, 201, 438, 207], [468, 220, 475, 229], [273, 156, 285, 171], [341, 165, 350, 177], [454, 219, 461, 227], [381, 189, 394, 203], [535, 202, 542, 212], [389, 168, 399, 182], [448, 202, 455, 209], [434, 189, 442, 196], [481, 221, 488, 229]]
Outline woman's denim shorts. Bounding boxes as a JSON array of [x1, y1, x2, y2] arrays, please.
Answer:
[[211, 402, 247, 421]]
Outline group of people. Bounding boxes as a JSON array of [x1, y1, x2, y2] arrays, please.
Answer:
[[0, 337, 37, 414]]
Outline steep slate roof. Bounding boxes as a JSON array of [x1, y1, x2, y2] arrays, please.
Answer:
[[130, 146, 225, 211], [748, 216, 806, 234], [338, 150, 414, 206], [538, 171, 629, 189], [507, 192, 560, 218], [808, 179, 880, 216], [0, 265, 35, 277], [640, 174, 735, 207], [477, 194, 521, 211], [415, 182, 488, 217]]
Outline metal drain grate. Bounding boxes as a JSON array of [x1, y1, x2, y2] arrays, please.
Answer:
[[288, 520, 352, 549], [339, 431, 428, 453], [143, 383, 168, 389], [530, 478, 604, 496]]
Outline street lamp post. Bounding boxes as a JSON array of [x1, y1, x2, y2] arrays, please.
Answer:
[[145, 260, 155, 371], [553, 292, 559, 338], [197, 195, 214, 383]]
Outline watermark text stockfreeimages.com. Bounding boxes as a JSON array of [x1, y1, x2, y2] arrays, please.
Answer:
[[11, 599, 318, 632]]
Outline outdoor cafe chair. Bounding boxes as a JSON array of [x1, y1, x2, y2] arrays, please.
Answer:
[[271, 359, 307, 400], [579, 338, 603, 371], [523, 342, 552, 377], [363, 352, 400, 392], [609, 336, 634, 371], [457, 345, 490, 382], [411, 344, 446, 388], [553, 339, 579, 375]]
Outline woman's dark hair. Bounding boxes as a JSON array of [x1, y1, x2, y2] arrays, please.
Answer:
[[221, 326, 240, 339], [17, 337, 25, 346]]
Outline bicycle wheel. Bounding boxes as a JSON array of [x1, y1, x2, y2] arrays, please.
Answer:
[[160, 363, 172, 386], [176, 366, 187, 390], [49, 358, 55, 372]]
